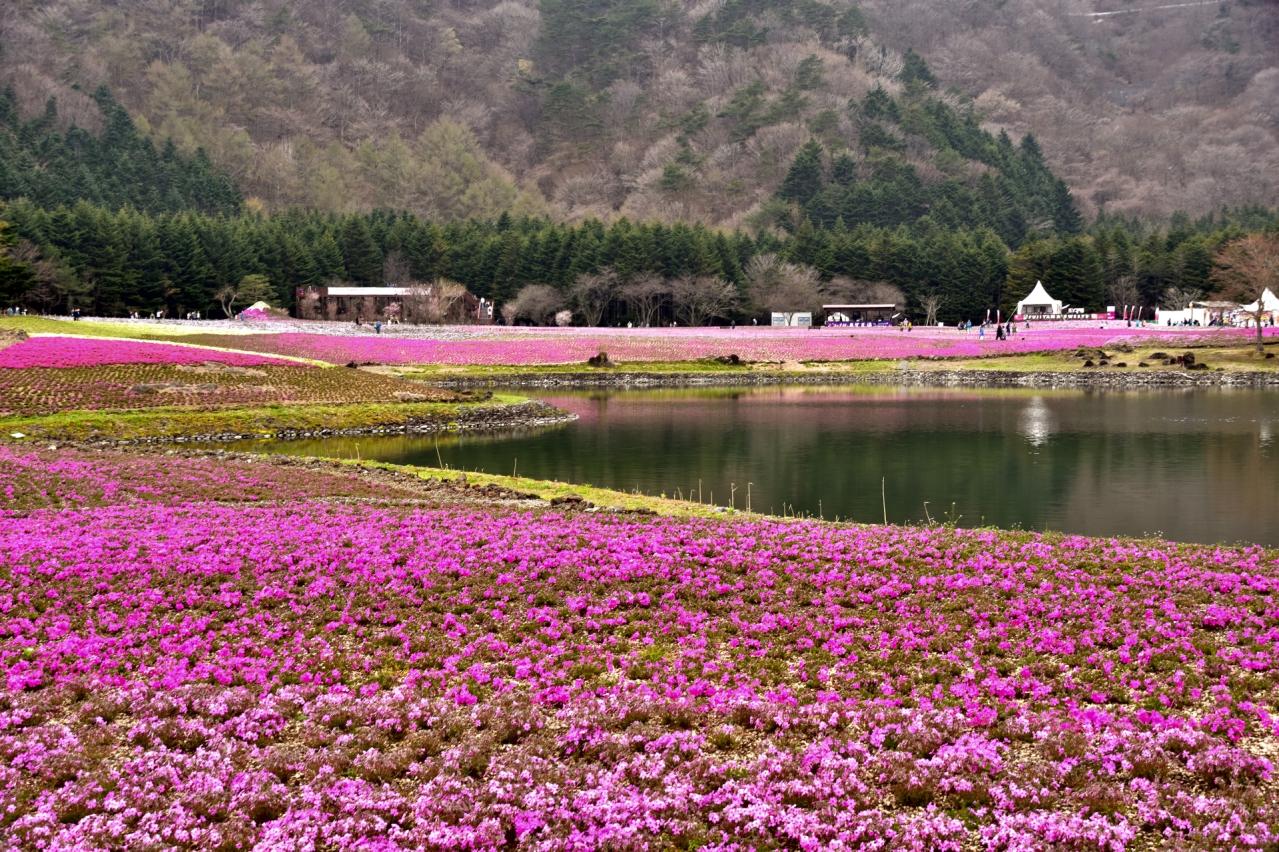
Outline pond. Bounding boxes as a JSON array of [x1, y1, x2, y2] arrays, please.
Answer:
[[236, 386, 1279, 546]]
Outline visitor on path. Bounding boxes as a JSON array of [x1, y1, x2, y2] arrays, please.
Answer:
[[996, 324, 1005, 341], [374, 320, 382, 334], [979, 325, 985, 340]]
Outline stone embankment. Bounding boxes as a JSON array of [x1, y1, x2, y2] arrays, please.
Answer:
[[860, 369, 1279, 389], [107, 400, 575, 446], [430, 368, 1279, 391]]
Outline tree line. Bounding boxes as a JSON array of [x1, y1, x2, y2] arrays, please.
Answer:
[[2, 199, 1275, 326]]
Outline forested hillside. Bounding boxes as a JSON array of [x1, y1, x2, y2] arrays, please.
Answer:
[[858, 0, 1279, 218], [2, 0, 1271, 225], [0, 86, 240, 215]]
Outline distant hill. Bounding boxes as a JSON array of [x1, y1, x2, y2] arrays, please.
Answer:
[[0, 0, 1274, 223], [856, 0, 1279, 218]]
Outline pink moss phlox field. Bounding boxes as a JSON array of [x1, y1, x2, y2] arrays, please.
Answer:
[[0, 363, 460, 417], [200, 324, 1279, 366], [3, 451, 1279, 848], [0, 447, 427, 510], [0, 336, 297, 369]]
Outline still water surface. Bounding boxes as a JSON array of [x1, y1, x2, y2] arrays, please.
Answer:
[[241, 386, 1279, 545]]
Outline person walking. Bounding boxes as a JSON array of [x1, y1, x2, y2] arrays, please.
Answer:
[[374, 320, 382, 335]]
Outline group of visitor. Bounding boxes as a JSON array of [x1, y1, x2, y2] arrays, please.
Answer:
[[972, 320, 1017, 340], [4, 306, 29, 316]]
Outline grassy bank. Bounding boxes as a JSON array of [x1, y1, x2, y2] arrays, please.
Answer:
[[0, 394, 535, 443], [343, 458, 741, 519]]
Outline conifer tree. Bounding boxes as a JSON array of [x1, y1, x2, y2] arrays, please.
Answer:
[[340, 217, 383, 285], [778, 140, 826, 207]]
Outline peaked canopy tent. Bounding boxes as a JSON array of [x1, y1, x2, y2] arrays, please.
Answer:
[[1015, 281, 1064, 318], [1240, 288, 1279, 318]]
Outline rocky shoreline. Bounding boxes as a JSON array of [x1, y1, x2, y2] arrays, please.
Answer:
[[428, 368, 1279, 391], [858, 368, 1279, 390], [95, 400, 576, 446]]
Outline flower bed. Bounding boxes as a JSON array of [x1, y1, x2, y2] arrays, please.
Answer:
[[172, 324, 1278, 367], [0, 448, 431, 509], [0, 363, 459, 417], [2, 449, 1277, 848], [0, 336, 299, 369]]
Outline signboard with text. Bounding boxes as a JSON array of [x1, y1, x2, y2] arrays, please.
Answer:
[[771, 312, 813, 327]]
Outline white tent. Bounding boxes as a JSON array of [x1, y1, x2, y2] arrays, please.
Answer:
[[1015, 280, 1063, 317], [1240, 288, 1279, 315]]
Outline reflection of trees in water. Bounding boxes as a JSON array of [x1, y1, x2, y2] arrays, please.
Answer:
[[1050, 431, 1278, 544], [236, 388, 1279, 543]]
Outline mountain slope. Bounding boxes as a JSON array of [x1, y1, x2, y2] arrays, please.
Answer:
[[857, 0, 1279, 217], [0, 0, 1274, 223]]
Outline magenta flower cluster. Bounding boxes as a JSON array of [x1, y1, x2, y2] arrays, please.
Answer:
[[214, 324, 1276, 366], [0, 337, 297, 369], [2, 449, 1277, 849]]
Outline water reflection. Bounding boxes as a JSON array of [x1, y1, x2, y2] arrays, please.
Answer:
[[1018, 396, 1054, 447], [227, 385, 1279, 545]]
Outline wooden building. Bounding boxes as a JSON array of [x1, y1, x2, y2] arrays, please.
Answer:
[[296, 284, 492, 324], [822, 303, 899, 326]]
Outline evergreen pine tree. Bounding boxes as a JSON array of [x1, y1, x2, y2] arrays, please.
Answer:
[[340, 217, 383, 285], [778, 140, 825, 207], [313, 232, 347, 281], [1052, 180, 1083, 235]]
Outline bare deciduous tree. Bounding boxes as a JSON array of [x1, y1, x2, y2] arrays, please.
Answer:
[[403, 282, 435, 324], [1162, 286, 1204, 310], [382, 251, 412, 287], [431, 279, 471, 323], [920, 292, 943, 326], [216, 285, 239, 318], [570, 268, 618, 327], [297, 287, 323, 320], [403, 279, 472, 324], [620, 273, 668, 327], [670, 275, 737, 327], [1106, 275, 1142, 313], [1211, 234, 1279, 353], [744, 254, 828, 324], [502, 284, 565, 326], [830, 278, 906, 309]]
